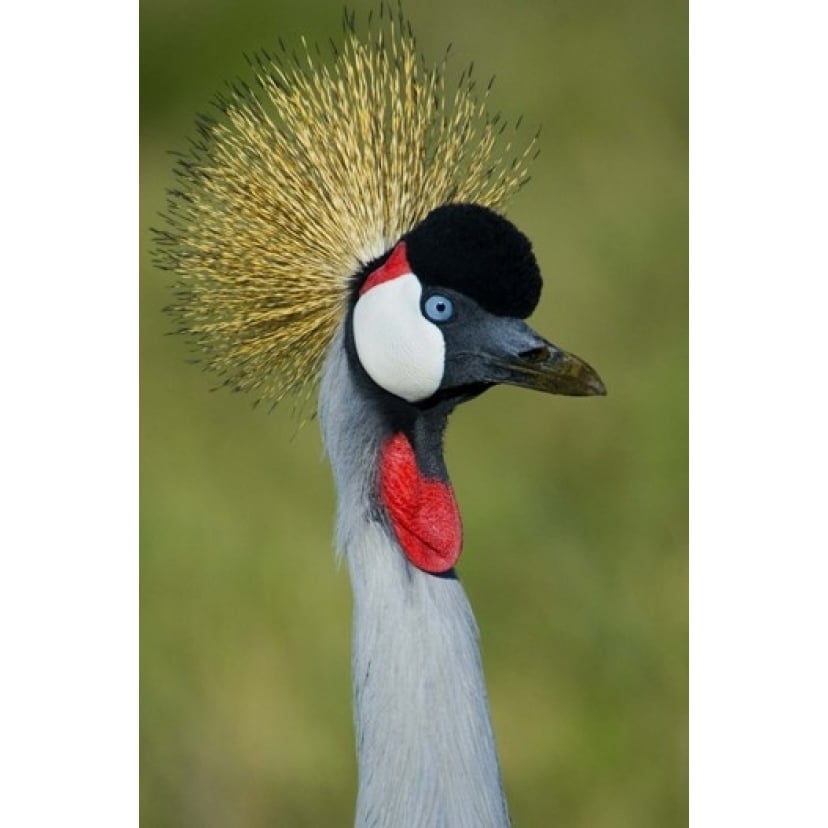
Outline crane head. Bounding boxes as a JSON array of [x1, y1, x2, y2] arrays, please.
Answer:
[[350, 203, 605, 410], [154, 7, 604, 421]]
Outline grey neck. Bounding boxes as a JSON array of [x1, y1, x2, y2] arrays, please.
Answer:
[[318, 325, 510, 828]]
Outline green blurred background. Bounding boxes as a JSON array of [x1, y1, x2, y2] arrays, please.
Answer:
[[140, 0, 687, 825]]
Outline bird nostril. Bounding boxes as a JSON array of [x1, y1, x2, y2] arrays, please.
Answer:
[[519, 345, 551, 364]]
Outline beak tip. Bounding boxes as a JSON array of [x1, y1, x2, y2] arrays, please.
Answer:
[[589, 376, 607, 396], [571, 359, 606, 397]]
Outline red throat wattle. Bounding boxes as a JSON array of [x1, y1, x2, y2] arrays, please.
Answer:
[[378, 432, 462, 573]]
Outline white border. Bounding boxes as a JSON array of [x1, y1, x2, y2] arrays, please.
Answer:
[[691, 1, 828, 825], [0, 1, 138, 825]]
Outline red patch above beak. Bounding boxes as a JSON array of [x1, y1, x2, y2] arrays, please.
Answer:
[[359, 241, 412, 295]]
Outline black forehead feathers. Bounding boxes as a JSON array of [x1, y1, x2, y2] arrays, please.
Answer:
[[403, 203, 542, 319]]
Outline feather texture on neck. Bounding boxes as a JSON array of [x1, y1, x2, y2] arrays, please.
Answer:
[[319, 325, 510, 828]]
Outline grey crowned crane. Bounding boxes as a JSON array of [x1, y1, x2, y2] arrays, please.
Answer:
[[155, 6, 605, 826]]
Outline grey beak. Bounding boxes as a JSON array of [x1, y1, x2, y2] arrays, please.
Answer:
[[489, 338, 606, 397], [441, 313, 606, 398]]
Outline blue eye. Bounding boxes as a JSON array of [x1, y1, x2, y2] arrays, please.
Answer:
[[423, 294, 455, 323]]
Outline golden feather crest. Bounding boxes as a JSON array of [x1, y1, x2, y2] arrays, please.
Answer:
[[154, 5, 538, 409]]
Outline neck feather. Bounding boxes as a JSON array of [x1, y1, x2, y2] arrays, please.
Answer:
[[319, 326, 510, 827]]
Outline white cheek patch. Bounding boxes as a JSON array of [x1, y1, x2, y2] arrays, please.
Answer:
[[353, 273, 445, 402]]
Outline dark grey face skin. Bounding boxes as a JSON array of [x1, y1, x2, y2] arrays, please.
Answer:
[[421, 287, 606, 400]]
